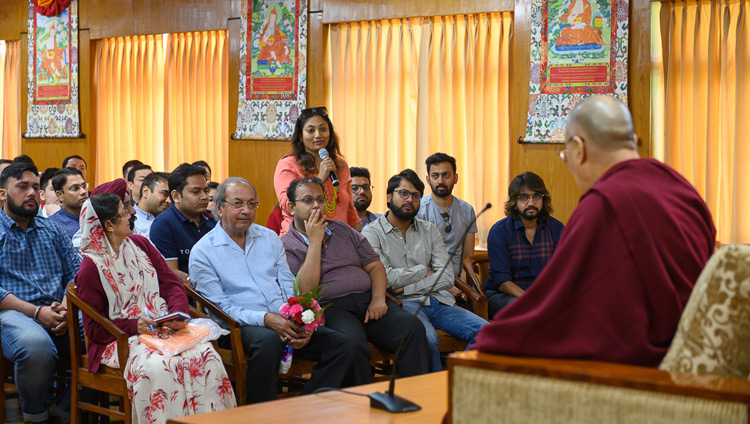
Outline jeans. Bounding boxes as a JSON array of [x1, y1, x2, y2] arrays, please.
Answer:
[[401, 297, 488, 372], [0, 309, 69, 423], [486, 282, 532, 319]]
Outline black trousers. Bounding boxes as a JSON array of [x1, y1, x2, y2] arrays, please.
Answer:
[[324, 291, 430, 384], [239, 324, 356, 404]]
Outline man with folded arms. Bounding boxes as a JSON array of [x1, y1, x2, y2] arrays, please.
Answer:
[[473, 95, 716, 366], [190, 177, 358, 404], [0, 163, 80, 423], [363, 169, 487, 372], [281, 177, 430, 382]]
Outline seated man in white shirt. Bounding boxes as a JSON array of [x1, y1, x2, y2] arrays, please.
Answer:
[[133, 172, 171, 238], [189, 177, 360, 404]]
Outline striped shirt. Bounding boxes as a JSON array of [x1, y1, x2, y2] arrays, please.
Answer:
[[47, 207, 80, 239], [0, 210, 81, 305]]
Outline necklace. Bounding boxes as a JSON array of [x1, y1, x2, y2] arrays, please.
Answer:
[[325, 186, 339, 217]]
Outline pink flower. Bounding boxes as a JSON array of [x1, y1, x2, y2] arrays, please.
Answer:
[[279, 303, 291, 317], [304, 322, 319, 332], [289, 304, 303, 316]]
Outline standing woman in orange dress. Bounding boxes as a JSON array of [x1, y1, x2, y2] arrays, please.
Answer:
[[274, 107, 361, 235]]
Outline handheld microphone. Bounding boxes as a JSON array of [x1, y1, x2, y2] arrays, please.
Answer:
[[317, 148, 340, 187], [368, 202, 493, 413]]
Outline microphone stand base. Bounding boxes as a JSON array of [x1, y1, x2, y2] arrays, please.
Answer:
[[368, 391, 421, 413]]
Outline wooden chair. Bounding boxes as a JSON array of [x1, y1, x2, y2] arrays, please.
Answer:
[[182, 281, 248, 404], [0, 341, 19, 423], [461, 252, 490, 319], [66, 283, 132, 424]]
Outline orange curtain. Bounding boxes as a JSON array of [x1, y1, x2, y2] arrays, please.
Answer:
[[325, 13, 513, 243], [94, 31, 227, 185], [94, 35, 166, 184], [0, 40, 21, 159], [652, 0, 750, 243], [164, 31, 228, 179]]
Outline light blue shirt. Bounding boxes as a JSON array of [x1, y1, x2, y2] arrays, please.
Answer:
[[133, 204, 156, 238], [188, 222, 295, 327]]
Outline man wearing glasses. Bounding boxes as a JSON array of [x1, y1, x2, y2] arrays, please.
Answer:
[[190, 177, 357, 404], [473, 95, 716, 367], [350, 167, 380, 228], [363, 169, 487, 372], [417, 153, 477, 292], [48, 167, 89, 239], [483, 172, 564, 318]]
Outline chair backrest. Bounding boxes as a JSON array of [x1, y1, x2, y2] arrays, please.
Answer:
[[462, 252, 489, 295], [660, 244, 750, 378]]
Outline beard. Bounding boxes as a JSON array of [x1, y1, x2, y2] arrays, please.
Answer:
[[388, 201, 419, 221], [7, 195, 39, 219], [353, 196, 372, 213], [519, 206, 539, 220], [430, 183, 453, 198]]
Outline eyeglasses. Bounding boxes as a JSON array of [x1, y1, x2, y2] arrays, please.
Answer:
[[517, 193, 544, 203], [351, 184, 372, 193], [440, 212, 452, 233], [294, 197, 326, 206], [559, 134, 584, 163], [64, 183, 88, 193], [108, 208, 130, 223], [223, 200, 261, 210], [300, 107, 328, 118], [394, 189, 421, 201]]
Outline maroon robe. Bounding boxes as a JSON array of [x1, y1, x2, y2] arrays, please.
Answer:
[[473, 159, 716, 366]]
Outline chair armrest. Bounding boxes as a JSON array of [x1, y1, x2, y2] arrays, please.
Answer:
[[462, 255, 487, 295], [67, 283, 130, 369], [385, 292, 403, 307], [183, 282, 240, 331], [454, 276, 488, 320]]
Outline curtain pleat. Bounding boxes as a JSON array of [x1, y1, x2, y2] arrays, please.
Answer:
[[94, 31, 227, 185], [0, 40, 21, 159], [325, 13, 512, 243], [653, 0, 750, 243]]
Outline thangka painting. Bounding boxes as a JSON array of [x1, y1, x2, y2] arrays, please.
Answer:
[[234, 0, 307, 140], [523, 0, 628, 142], [26, 0, 81, 138]]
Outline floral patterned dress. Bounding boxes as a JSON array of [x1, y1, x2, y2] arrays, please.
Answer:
[[78, 199, 236, 423]]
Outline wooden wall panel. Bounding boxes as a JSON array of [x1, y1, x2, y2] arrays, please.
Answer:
[[321, 0, 514, 23], [83, 0, 233, 39], [0, 2, 26, 41]]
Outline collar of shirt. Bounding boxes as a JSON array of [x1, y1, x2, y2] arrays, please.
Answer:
[[291, 223, 332, 246], [171, 205, 210, 226], [211, 222, 262, 249], [0, 208, 42, 232], [134, 204, 155, 221], [512, 215, 548, 231], [380, 211, 421, 234]]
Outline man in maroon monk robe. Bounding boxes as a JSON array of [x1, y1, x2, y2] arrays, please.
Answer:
[[472, 95, 716, 366]]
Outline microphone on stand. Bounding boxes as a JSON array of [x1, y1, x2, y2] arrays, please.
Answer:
[[368, 202, 493, 413], [317, 148, 340, 187]]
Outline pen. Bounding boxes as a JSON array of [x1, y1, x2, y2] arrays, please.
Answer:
[[145, 310, 155, 333]]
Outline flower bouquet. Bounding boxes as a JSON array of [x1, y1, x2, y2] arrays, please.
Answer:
[[278, 275, 328, 373]]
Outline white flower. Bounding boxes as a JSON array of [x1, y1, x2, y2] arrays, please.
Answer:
[[301, 310, 315, 324]]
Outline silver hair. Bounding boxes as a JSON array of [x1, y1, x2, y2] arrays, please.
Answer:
[[214, 177, 257, 210]]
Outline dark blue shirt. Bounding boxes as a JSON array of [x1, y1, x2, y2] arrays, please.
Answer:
[[149, 205, 215, 274], [484, 215, 564, 292], [47, 207, 80, 239]]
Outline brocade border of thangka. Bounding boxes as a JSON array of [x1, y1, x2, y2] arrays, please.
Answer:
[[523, 0, 628, 143], [25, 0, 81, 138], [233, 0, 307, 140]]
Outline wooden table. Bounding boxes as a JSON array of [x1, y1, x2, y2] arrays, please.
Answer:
[[167, 371, 447, 424]]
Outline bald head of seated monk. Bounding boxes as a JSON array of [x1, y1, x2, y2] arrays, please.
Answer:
[[561, 95, 640, 193]]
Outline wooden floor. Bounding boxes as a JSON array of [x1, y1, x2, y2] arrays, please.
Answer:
[[167, 371, 448, 424]]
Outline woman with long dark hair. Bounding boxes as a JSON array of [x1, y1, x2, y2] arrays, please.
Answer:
[[273, 107, 361, 235]]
